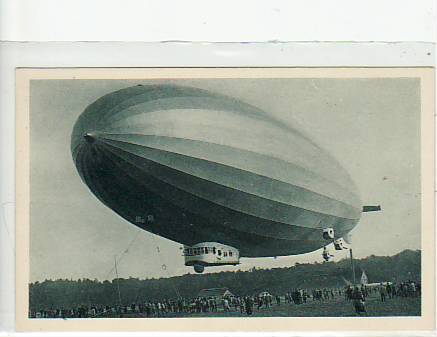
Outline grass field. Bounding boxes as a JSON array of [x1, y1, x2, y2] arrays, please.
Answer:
[[121, 294, 421, 318]]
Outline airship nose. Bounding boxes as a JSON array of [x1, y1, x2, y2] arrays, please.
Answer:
[[83, 132, 96, 144]]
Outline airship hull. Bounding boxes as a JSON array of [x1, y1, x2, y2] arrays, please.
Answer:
[[71, 85, 362, 257]]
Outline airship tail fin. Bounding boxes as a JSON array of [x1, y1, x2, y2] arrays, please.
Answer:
[[362, 205, 381, 212]]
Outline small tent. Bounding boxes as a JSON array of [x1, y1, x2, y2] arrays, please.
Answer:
[[360, 271, 369, 285]]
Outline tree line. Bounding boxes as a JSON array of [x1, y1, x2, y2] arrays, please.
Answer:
[[29, 249, 420, 310]]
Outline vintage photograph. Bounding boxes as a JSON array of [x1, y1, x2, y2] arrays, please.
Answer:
[[15, 68, 435, 331]]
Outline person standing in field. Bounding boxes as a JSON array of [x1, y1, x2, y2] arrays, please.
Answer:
[[244, 296, 253, 315], [345, 286, 353, 301], [352, 287, 367, 315], [223, 298, 231, 312], [379, 283, 387, 302], [239, 297, 244, 313], [257, 296, 263, 310]]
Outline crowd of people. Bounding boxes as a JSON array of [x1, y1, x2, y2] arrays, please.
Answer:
[[29, 280, 421, 319], [377, 281, 421, 301], [30, 296, 252, 318], [343, 280, 421, 315], [30, 295, 268, 318]]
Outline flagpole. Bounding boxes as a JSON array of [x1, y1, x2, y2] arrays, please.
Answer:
[[349, 248, 356, 285], [114, 256, 122, 306]]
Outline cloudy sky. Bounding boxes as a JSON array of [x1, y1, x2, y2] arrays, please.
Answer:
[[29, 77, 421, 282]]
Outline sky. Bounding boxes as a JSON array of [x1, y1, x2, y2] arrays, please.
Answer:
[[29, 77, 421, 282]]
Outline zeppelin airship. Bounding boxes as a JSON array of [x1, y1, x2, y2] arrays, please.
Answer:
[[71, 84, 380, 273]]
